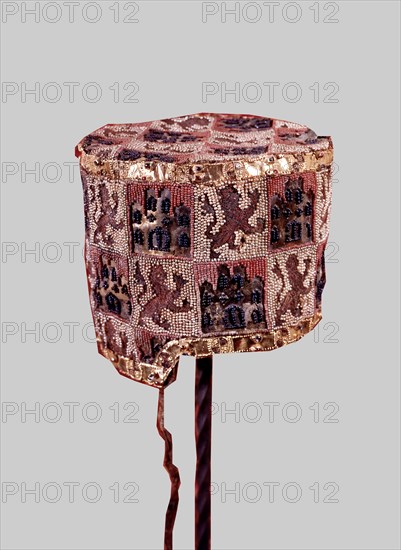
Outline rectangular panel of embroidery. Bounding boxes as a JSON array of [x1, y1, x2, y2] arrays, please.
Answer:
[[193, 179, 268, 261], [84, 176, 129, 255], [88, 249, 132, 321], [267, 245, 317, 328], [268, 173, 316, 250], [131, 256, 199, 336], [195, 260, 267, 334], [128, 183, 193, 258]]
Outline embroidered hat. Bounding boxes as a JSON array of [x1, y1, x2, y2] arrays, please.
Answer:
[[76, 112, 332, 389]]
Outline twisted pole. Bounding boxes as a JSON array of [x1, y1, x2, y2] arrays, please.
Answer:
[[195, 355, 213, 550]]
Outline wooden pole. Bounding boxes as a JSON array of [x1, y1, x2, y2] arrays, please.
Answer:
[[195, 356, 213, 550]]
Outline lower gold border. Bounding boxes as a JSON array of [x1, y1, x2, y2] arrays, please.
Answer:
[[98, 311, 322, 389]]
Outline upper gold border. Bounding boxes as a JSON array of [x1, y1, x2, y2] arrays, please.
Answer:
[[77, 147, 333, 184]]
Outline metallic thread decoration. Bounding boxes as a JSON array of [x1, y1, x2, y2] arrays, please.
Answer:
[[78, 148, 333, 183]]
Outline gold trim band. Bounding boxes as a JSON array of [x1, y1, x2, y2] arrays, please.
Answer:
[[77, 148, 333, 184]]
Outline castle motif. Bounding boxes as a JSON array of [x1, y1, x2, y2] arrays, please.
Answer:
[[93, 258, 132, 320], [199, 264, 266, 334], [130, 188, 191, 257], [270, 177, 314, 249]]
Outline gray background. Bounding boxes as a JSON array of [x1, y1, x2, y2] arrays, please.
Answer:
[[1, 1, 400, 549]]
